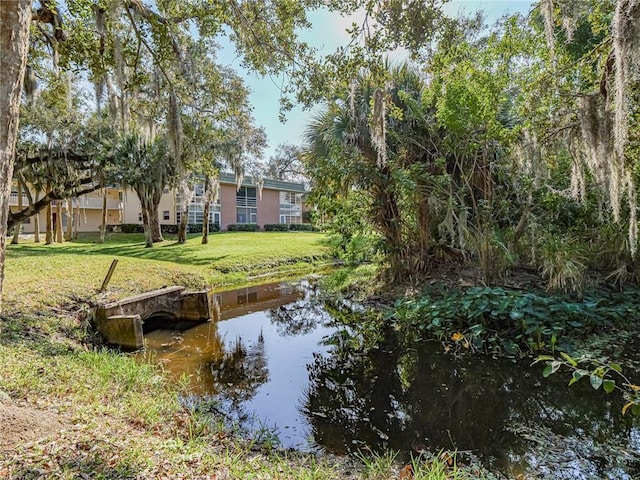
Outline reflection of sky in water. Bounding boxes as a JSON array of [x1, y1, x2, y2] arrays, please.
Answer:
[[217, 310, 335, 449], [142, 280, 640, 477]]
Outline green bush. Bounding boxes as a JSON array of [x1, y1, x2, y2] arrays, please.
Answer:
[[289, 223, 313, 231], [187, 223, 220, 233], [227, 224, 260, 232], [121, 223, 144, 233], [161, 224, 178, 234], [264, 224, 290, 232]]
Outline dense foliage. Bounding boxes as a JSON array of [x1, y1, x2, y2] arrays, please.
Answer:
[[304, 0, 640, 292]]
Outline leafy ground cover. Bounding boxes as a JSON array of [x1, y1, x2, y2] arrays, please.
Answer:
[[0, 233, 490, 479]]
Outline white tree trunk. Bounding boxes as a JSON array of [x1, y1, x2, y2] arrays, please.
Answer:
[[45, 201, 53, 244], [34, 213, 40, 242], [65, 198, 72, 241], [0, 1, 31, 312], [55, 201, 63, 243]]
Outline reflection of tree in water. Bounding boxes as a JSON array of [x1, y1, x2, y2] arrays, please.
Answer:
[[302, 317, 640, 478], [268, 281, 333, 336], [211, 331, 269, 412]]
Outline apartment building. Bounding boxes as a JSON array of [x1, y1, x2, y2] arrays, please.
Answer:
[[9, 187, 124, 234], [122, 173, 305, 229], [11, 173, 306, 233]]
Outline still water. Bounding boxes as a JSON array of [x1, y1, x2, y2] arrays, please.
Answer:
[[141, 280, 640, 479]]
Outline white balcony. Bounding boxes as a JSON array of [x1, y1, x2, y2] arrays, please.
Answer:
[[10, 193, 122, 211], [73, 197, 123, 210], [8, 192, 29, 206], [236, 197, 257, 208], [279, 204, 302, 211]]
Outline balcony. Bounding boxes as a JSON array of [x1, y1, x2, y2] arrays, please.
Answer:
[[236, 197, 257, 208], [8, 193, 28, 207], [9, 193, 122, 210], [279, 204, 301, 211], [73, 197, 123, 210]]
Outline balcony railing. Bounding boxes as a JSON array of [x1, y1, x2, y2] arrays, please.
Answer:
[[74, 197, 123, 210], [8, 193, 29, 206], [279, 204, 301, 211], [10, 193, 122, 210], [236, 197, 257, 208]]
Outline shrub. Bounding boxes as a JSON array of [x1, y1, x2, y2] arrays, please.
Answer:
[[187, 223, 220, 233], [161, 224, 178, 234], [227, 223, 260, 232], [540, 235, 586, 293], [121, 223, 144, 233], [264, 224, 290, 232], [289, 223, 313, 232]]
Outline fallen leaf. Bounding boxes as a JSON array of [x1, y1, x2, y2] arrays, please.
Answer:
[[440, 451, 454, 467], [451, 332, 464, 342], [399, 464, 413, 480]]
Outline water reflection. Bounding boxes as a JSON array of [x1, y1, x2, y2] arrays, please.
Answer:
[[303, 317, 640, 478], [141, 280, 640, 478]]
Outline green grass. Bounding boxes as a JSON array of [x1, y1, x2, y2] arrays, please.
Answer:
[[4, 231, 332, 311], [0, 232, 492, 479]]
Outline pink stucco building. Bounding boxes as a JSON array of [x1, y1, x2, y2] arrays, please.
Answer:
[[122, 173, 306, 230], [10, 174, 306, 234]]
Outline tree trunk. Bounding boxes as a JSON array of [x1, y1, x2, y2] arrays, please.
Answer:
[[65, 199, 72, 241], [98, 186, 107, 243], [202, 200, 210, 245], [45, 201, 54, 244], [34, 214, 40, 242], [0, 0, 31, 312], [11, 182, 22, 244], [177, 180, 191, 244], [371, 170, 404, 276], [140, 201, 153, 248], [55, 201, 63, 243], [178, 205, 188, 244], [73, 203, 79, 239], [150, 204, 163, 242], [136, 188, 163, 246]]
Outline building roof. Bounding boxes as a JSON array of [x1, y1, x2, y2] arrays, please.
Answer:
[[218, 172, 306, 193]]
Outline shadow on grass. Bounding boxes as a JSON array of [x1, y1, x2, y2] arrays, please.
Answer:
[[6, 232, 327, 268], [6, 239, 232, 267]]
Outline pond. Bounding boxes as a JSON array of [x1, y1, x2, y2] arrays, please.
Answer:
[[141, 279, 640, 479]]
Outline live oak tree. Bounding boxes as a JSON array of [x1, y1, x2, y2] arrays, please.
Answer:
[[262, 143, 307, 183], [0, 1, 31, 312]]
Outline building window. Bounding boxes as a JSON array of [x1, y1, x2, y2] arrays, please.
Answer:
[[176, 204, 220, 225], [236, 187, 257, 223], [138, 212, 142, 222], [23, 217, 31, 224], [279, 191, 302, 224], [163, 210, 170, 220]]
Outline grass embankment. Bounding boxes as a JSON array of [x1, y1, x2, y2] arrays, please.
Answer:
[[0, 233, 485, 479]]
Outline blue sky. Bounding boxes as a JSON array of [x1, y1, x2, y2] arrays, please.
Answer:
[[221, 1, 537, 161]]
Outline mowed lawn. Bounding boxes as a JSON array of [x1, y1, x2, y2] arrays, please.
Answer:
[[4, 231, 330, 312]]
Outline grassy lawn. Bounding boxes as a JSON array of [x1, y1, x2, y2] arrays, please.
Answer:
[[4, 231, 331, 313], [0, 232, 488, 479]]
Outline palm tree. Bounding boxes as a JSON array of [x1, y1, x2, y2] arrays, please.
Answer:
[[113, 134, 174, 248], [305, 64, 440, 278]]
